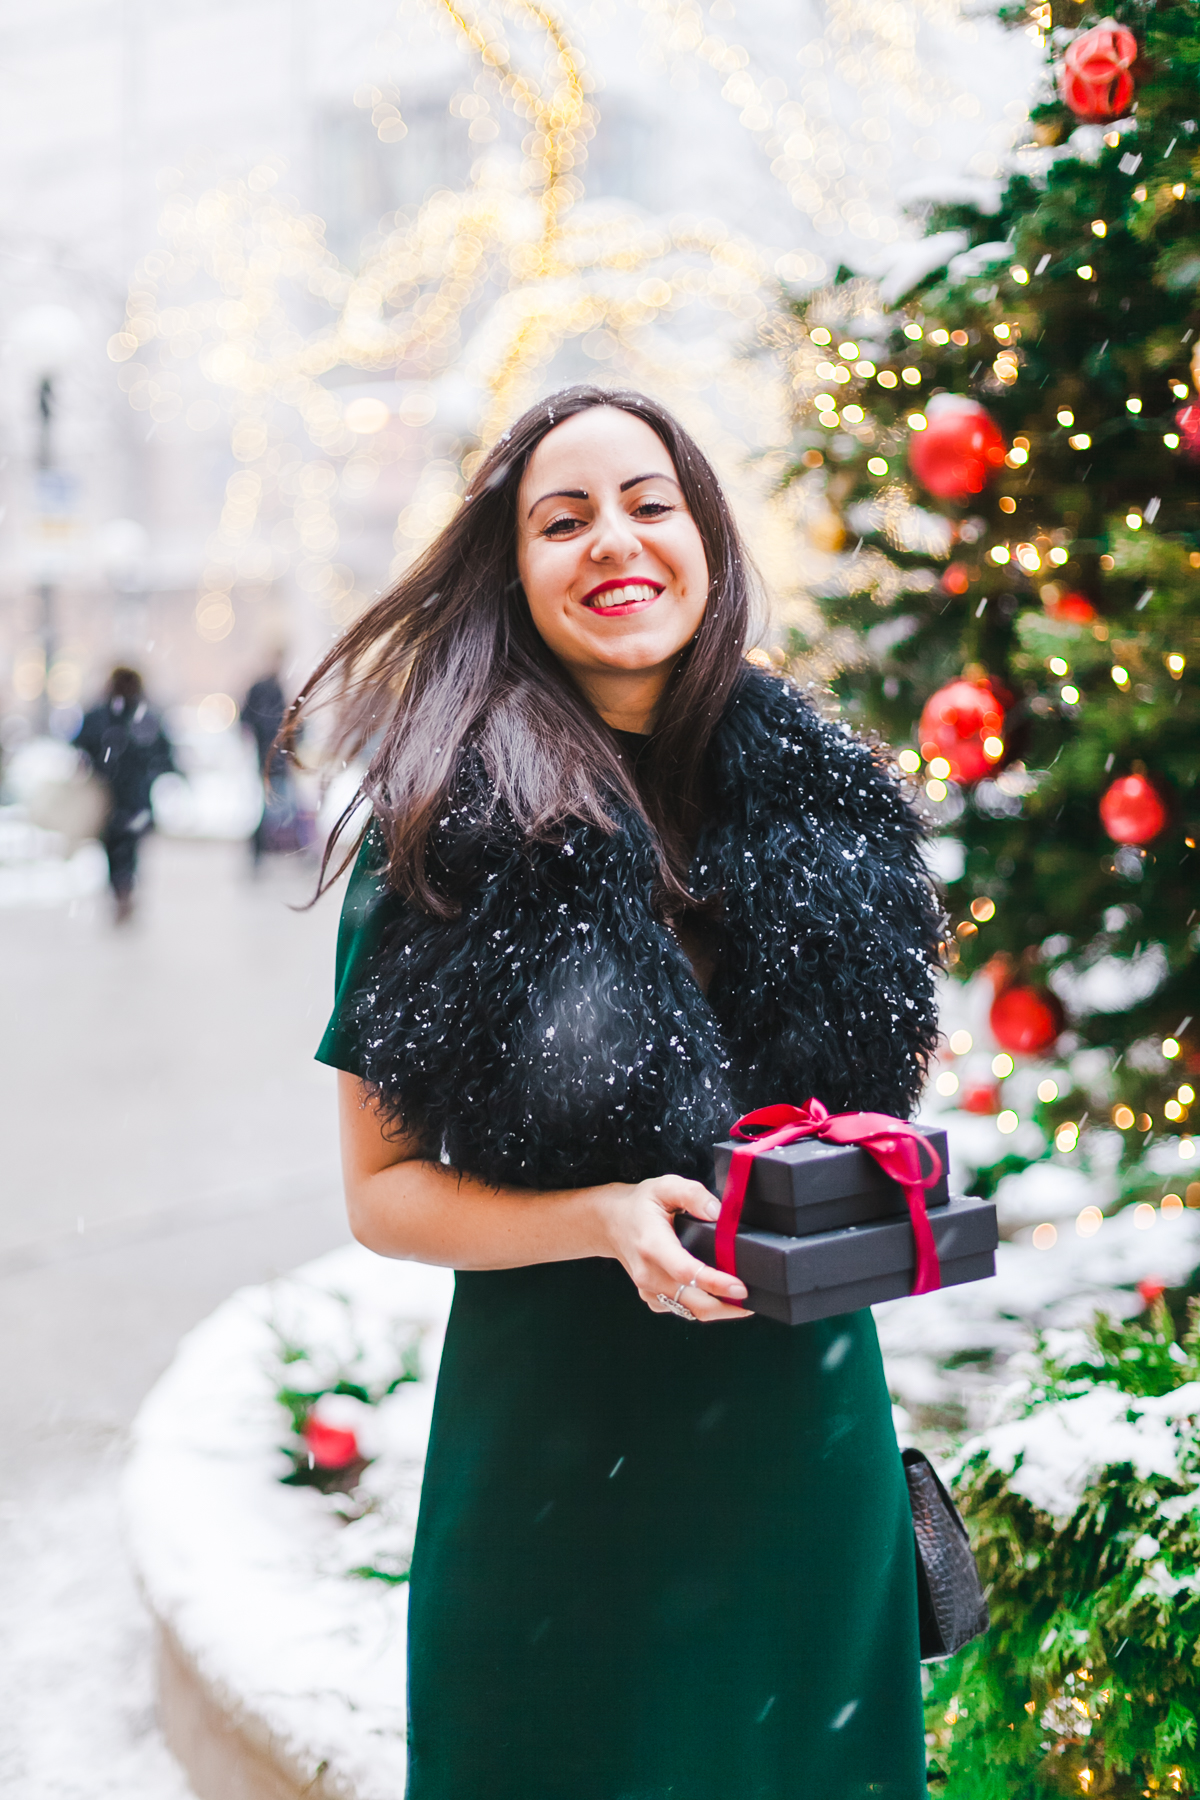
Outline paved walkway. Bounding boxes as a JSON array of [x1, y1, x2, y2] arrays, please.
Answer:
[[0, 835, 354, 1797], [1, 834, 350, 1479]]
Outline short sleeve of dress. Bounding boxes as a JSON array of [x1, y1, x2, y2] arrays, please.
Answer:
[[315, 820, 404, 1076]]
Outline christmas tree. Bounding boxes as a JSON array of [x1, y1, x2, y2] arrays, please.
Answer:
[[785, 0, 1200, 1216], [780, 5, 1200, 1790]]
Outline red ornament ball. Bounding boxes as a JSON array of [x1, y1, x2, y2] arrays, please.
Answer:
[[1043, 589, 1095, 624], [1058, 19, 1137, 121], [1137, 1275, 1169, 1306], [1176, 404, 1200, 460], [918, 678, 1005, 785], [960, 1081, 1001, 1116], [909, 399, 1006, 500], [302, 1416, 360, 1470], [1099, 773, 1168, 846], [989, 985, 1064, 1057]]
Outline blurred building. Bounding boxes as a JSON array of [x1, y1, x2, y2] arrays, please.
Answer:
[[0, 0, 1038, 743]]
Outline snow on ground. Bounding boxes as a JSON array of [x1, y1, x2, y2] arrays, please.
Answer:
[[0, 824, 108, 907], [0, 1469, 196, 1800], [124, 1245, 454, 1799], [0, 807, 109, 908]]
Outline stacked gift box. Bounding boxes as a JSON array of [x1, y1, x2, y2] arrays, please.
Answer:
[[678, 1126, 998, 1326]]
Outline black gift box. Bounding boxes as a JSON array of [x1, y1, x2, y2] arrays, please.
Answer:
[[714, 1125, 950, 1238], [677, 1193, 998, 1327]]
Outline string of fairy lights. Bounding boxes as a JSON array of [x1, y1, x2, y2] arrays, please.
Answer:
[[107, 0, 1020, 650]]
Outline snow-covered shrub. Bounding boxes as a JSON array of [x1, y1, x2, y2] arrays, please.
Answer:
[[928, 1300, 1200, 1796], [266, 1283, 432, 1582]]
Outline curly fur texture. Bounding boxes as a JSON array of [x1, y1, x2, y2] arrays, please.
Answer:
[[335, 672, 943, 1189]]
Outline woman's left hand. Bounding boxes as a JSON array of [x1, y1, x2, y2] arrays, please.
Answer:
[[591, 1173, 752, 1322], [338, 1074, 749, 1318]]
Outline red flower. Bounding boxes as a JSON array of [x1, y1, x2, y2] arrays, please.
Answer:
[[302, 1416, 360, 1470], [1058, 20, 1137, 122]]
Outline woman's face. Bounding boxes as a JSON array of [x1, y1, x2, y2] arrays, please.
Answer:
[[515, 407, 710, 727]]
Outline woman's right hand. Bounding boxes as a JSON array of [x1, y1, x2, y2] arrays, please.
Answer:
[[594, 1175, 752, 1322]]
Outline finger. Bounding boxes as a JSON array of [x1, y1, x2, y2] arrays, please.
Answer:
[[648, 1245, 748, 1308], [681, 1245, 748, 1306], [652, 1176, 721, 1223], [680, 1280, 753, 1320], [638, 1284, 751, 1322], [686, 1262, 750, 1306]]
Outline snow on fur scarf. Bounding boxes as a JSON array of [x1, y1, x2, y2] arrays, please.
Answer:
[[342, 671, 942, 1191]]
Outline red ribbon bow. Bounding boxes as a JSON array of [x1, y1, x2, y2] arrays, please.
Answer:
[[715, 1099, 943, 1297]]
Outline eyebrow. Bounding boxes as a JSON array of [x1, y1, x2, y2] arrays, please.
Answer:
[[620, 471, 677, 492], [527, 488, 586, 517], [526, 472, 679, 519]]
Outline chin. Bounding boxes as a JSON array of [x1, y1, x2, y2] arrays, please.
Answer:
[[585, 641, 686, 672], [581, 618, 696, 657]]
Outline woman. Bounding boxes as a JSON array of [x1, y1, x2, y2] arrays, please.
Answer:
[[298, 386, 941, 1799]]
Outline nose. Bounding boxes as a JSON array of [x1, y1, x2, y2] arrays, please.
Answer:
[[589, 501, 641, 564]]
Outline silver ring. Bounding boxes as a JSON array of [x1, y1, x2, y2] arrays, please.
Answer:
[[656, 1291, 697, 1320]]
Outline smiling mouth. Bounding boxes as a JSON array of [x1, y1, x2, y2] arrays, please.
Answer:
[[581, 580, 664, 613]]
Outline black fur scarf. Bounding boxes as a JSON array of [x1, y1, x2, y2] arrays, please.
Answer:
[[341, 671, 942, 1190]]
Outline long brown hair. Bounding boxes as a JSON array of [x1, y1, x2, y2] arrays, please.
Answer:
[[286, 384, 755, 917]]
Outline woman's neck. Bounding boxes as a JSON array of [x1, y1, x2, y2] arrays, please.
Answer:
[[576, 665, 669, 736]]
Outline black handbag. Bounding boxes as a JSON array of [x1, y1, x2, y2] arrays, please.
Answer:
[[903, 1448, 991, 1661]]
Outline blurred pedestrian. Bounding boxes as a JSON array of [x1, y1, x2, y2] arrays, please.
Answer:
[[242, 656, 287, 779], [242, 653, 305, 867], [74, 667, 175, 922]]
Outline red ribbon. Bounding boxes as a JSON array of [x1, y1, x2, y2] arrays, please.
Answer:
[[715, 1099, 943, 1297]]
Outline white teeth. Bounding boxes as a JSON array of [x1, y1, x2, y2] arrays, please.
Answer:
[[588, 584, 659, 608]]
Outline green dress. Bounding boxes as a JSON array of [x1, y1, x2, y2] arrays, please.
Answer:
[[318, 834, 927, 1800]]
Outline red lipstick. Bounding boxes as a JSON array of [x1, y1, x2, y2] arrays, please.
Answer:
[[580, 578, 664, 616]]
